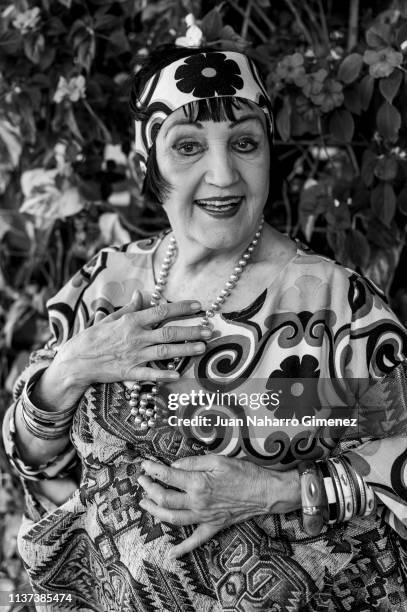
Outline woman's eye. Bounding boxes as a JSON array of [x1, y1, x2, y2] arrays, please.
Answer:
[[233, 138, 258, 153], [173, 141, 204, 156]]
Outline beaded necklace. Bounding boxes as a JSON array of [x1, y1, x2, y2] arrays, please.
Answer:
[[129, 215, 265, 430]]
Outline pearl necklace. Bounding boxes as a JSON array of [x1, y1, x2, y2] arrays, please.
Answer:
[[129, 215, 265, 430]]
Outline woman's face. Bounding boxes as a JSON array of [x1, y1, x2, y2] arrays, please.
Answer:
[[155, 102, 270, 253]]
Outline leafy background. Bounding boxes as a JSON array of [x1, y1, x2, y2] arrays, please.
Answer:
[[2, 0, 407, 607]]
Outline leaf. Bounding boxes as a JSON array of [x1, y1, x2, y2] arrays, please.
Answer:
[[200, 8, 223, 40], [276, 96, 291, 141], [58, 0, 72, 6], [325, 201, 351, 229], [107, 28, 131, 53], [397, 187, 407, 215], [359, 74, 374, 110], [327, 229, 346, 261], [20, 186, 84, 219], [379, 70, 402, 103], [329, 109, 355, 142], [66, 107, 84, 143], [98, 212, 131, 245], [39, 45, 56, 71], [343, 85, 362, 115], [23, 33, 45, 64], [0, 31, 21, 55], [376, 102, 401, 142], [338, 53, 363, 84], [367, 216, 400, 250], [93, 14, 122, 30], [361, 149, 377, 187], [77, 34, 96, 72], [396, 22, 407, 49], [345, 229, 370, 269], [370, 182, 396, 227], [365, 23, 391, 48], [45, 16, 68, 36], [374, 156, 398, 181], [3, 298, 32, 347], [0, 120, 22, 168], [17, 93, 36, 144], [299, 180, 331, 239]]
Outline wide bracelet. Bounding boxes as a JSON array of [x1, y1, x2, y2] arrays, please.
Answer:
[[329, 457, 355, 521], [21, 367, 77, 440], [317, 455, 377, 525], [318, 460, 338, 524], [297, 461, 327, 536]]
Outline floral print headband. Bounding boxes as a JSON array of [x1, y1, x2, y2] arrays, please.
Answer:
[[134, 51, 274, 176]]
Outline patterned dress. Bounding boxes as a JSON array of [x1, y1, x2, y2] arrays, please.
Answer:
[[3, 234, 407, 612]]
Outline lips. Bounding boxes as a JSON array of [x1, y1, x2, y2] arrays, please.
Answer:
[[194, 196, 244, 212]]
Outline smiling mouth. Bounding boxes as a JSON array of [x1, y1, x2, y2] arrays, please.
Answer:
[[194, 196, 244, 211]]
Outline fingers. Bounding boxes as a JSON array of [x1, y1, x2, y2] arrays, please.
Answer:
[[140, 340, 207, 363], [168, 523, 221, 560], [171, 455, 221, 472], [152, 324, 211, 344], [99, 289, 144, 324], [139, 301, 202, 327], [138, 475, 188, 509], [141, 459, 192, 491], [129, 366, 180, 382], [139, 497, 194, 525]]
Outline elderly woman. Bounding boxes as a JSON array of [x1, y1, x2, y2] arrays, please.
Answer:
[[3, 46, 407, 611]]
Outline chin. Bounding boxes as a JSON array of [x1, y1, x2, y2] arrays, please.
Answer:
[[192, 226, 253, 252]]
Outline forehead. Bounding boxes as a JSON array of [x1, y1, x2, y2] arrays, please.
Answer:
[[161, 100, 267, 135]]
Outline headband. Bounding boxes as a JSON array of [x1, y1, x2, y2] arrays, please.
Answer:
[[134, 51, 274, 176]]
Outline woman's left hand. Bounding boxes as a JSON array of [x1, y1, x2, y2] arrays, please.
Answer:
[[138, 455, 301, 559]]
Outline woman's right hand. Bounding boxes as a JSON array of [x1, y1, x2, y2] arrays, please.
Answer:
[[33, 292, 208, 412]]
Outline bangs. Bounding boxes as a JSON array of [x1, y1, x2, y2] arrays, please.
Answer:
[[182, 97, 255, 123]]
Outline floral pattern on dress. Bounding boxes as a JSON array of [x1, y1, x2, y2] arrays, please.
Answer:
[[266, 354, 321, 419]]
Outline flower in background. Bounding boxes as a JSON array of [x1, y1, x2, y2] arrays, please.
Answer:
[[20, 168, 84, 221], [12, 7, 41, 34], [53, 76, 86, 104], [301, 69, 328, 98], [175, 13, 203, 47], [310, 78, 344, 112], [295, 94, 318, 122], [275, 53, 307, 87], [363, 48, 402, 78]]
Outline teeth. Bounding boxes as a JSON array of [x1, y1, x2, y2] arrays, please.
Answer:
[[196, 197, 242, 207]]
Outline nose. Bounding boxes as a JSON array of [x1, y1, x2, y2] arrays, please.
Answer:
[[204, 146, 240, 187]]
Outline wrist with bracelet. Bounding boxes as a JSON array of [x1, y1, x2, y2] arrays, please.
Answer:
[[297, 455, 376, 536], [21, 367, 77, 440]]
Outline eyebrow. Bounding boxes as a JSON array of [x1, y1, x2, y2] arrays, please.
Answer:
[[164, 114, 265, 137]]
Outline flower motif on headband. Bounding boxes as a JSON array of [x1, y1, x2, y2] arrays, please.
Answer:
[[174, 53, 244, 98]]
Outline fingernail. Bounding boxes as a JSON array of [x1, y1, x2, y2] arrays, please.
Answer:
[[160, 372, 180, 380], [200, 329, 212, 338], [194, 343, 206, 353], [139, 499, 146, 508], [190, 302, 201, 311]]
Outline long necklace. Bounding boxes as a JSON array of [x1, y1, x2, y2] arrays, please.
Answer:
[[128, 215, 265, 430]]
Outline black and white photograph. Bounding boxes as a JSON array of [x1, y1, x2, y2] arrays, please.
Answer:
[[1, 1, 407, 610]]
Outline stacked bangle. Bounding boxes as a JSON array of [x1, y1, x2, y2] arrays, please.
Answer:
[[329, 457, 355, 521], [318, 460, 338, 524], [297, 461, 328, 536], [21, 368, 77, 440], [307, 455, 377, 531]]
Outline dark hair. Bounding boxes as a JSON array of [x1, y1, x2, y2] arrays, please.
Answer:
[[129, 45, 271, 205]]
